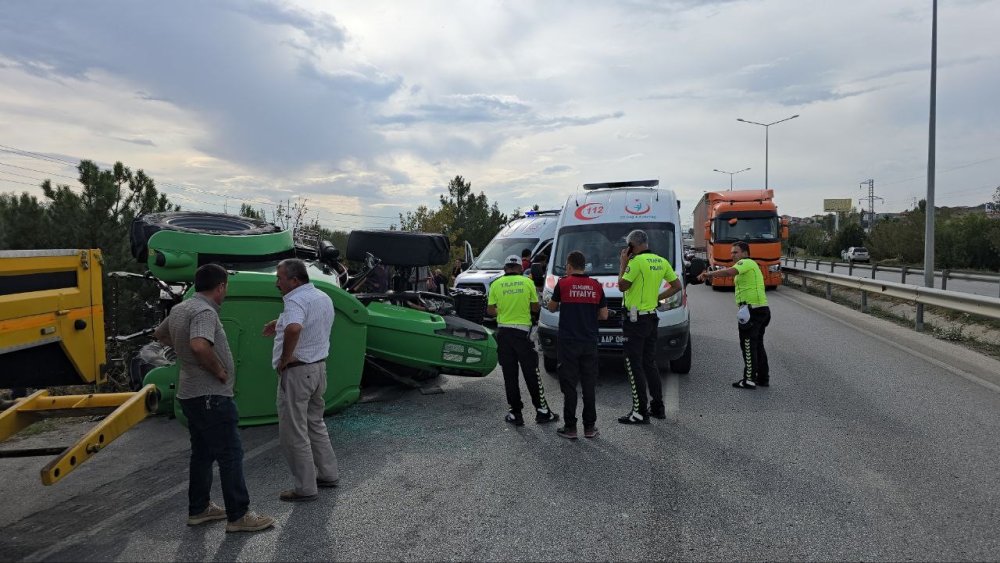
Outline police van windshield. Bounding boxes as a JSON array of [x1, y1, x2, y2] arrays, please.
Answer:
[[471, 237, 537, 270], [552, 223, 675, 276]]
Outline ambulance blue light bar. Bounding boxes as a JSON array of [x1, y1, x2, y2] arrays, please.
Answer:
[[582, 179, 659, 191]]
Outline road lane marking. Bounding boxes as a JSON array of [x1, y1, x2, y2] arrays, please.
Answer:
[[776, 291, 1000, 395], [24, 434, 281, 562]]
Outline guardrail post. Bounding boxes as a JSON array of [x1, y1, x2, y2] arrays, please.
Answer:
[[815, 260, 821, 271], [941, 269, 949, 291], [916, 303, 924, 332], [848, 262, 854, 276], [826, 281, 832, 300], [901, 265, 908, 285], [871, 263, 878, 279], [793, 257, 798, 267], [861, 290, 868, 313], [830, 261, 835, 273]]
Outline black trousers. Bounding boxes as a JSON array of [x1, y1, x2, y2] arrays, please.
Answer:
[[496, 327, 550, 413], [622, 314, 662, 416], [179, 396, 250, 522], [737, 306, 771, 383], [558, 338, 598, 429]]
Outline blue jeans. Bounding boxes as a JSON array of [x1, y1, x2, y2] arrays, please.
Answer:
[[179, 396, 250, 522]]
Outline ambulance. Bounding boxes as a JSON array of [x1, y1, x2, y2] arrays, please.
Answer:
[[537, 180, 697, 374], [454, 209, 560, 321]]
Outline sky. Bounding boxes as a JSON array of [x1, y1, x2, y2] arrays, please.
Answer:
[[0, 0, 997, 232]]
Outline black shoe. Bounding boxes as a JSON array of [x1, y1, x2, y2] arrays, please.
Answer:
[[649, 402, 666, 419], [617, 411, 650, 425], [584, 426, 600, 439], [756, 380, 770, 387], [505, 411, 525, 426], [536, 409, 559, 424], [732, 379, 757, 389], [556, 426, 578, 440]]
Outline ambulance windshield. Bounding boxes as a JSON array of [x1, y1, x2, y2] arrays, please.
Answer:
[[470, 237, 537, 270], [552, 223, 675, 276]]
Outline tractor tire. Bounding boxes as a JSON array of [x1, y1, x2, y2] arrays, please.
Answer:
[[130, 211, 281, 262]]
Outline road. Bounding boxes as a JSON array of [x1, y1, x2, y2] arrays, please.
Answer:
[[2, 285, 999, 561], [783, 258, 1000, 298]]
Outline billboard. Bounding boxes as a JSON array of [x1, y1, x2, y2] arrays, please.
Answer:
[[823, 198, 853, 213]]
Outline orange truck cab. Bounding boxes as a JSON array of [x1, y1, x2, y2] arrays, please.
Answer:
[[692, 189, 789, 289]]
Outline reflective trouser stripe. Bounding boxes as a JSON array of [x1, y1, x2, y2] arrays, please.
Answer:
[[742, 338, 753, 380], [534, 367, 550, 410], [624, 357, 640, 412]]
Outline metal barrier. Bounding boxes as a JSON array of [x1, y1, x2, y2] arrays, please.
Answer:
[[783, 257, 1000, 298], [781, 266, 1000, 330]]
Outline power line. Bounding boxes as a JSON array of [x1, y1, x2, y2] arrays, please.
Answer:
[[0, 161, 80, 182], [0, 141, 403, 229], [878, 154, 1000, 188], [0, 177, 42, 188], [0, 144, 77, 166]]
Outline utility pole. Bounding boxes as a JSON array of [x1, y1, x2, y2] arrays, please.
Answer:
[[918, 0, 939, 331], [858, 179, 883, 233]]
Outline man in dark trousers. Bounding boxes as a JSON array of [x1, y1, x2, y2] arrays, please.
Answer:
[[154, 264, 274, 533], [547, 251, 608, 439], [617, 229, 682, 424], [488, 255, 559, 426], [698, 241, 771, 389]]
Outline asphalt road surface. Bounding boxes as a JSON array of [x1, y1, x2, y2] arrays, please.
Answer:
[[783, 258, 1000, 298], [3, 285, 999, 562]]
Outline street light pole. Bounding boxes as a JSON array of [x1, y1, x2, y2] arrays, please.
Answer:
[[713, 167, 751, 191], [918, 0, 938, 331], [737, 114, 799, 190]]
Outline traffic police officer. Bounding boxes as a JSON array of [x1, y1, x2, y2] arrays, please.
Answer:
[[698, 240, 771, 389], [487, 255, 559, 426], [617, 230, 682, 424]]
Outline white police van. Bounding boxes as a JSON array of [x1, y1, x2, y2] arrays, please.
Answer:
[[454, 209, 560, 321], [538, 180, 698, 374]]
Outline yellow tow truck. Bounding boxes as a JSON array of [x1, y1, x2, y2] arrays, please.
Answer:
[[0, 249, 158, 485]]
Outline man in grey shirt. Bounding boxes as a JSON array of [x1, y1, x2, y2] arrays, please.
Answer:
[[154, 264, 274, 533]]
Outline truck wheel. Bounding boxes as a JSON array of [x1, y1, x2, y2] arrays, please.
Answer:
[[543, 355, 557, 375], [668, 339, 692, 374]]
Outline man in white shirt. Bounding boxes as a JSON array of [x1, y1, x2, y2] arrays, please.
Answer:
[[263, 259, 338, 502]]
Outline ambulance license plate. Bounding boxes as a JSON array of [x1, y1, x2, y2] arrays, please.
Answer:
[[600, 334, 626, 346]]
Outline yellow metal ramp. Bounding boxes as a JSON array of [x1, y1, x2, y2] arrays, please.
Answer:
[[0, 385, 159, 485]]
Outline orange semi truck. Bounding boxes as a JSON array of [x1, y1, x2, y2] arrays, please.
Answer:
[[692, 189, 788, 289]]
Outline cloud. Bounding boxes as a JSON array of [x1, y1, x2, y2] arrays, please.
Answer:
[[0, 0, 399, 172], [114, 137, 156, 147], [542, 165, 572, 175]]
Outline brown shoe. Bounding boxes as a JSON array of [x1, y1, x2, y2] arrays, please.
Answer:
[[225, 511, 275, 533], [317, 479, 340, 489], [279, 489, 318, 502], [187, 501, 227, 526]]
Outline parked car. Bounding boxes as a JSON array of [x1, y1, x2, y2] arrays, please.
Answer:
[[841, 246, 870, 262]]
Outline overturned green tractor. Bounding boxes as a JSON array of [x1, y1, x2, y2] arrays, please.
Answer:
[[129, 212, 496, 426]]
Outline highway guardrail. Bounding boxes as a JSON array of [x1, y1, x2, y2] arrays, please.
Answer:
[[782, 257, 1000, 298], [781, 266, 1000, 331]]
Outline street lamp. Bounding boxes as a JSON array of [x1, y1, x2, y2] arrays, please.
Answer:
[[713, 167, 751, 191], [736, 114, 799, 190]]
